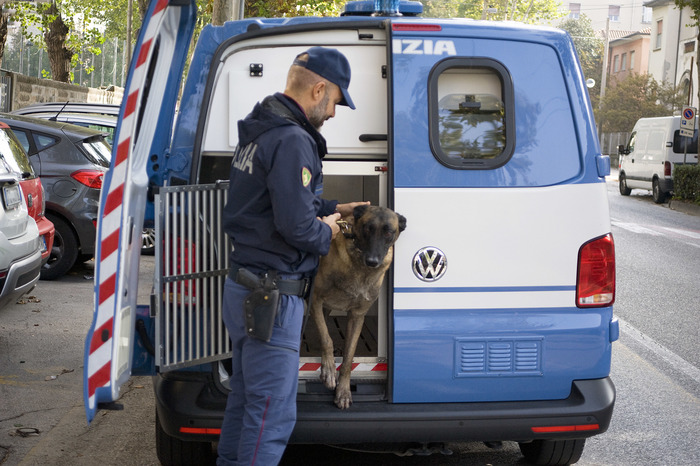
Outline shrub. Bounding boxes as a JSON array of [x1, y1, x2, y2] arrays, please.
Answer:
[[673, 164, 700, 204]]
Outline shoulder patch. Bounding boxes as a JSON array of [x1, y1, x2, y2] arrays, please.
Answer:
[[301, 167, 312, 187]]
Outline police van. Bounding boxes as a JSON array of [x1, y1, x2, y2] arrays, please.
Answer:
[[83, 1, 618, 464]]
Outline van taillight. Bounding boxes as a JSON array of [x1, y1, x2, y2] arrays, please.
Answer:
[[664, 161, 672, 177], [71, 170, 104, 189], [576, 234, 615, 308]]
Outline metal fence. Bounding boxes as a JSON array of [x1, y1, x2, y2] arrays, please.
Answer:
[[154, 182, 231, 371], [599, 132, 630, 169], [0, 73, 11, 113]]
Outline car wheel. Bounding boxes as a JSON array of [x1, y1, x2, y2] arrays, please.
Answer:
[[142, 228, 155, 255], [652, 178, 666, 204], [518, 438, 585, 466], [41, 214, 79, 280], [619, 174, 631, 196], [155, 410, 214, 466]]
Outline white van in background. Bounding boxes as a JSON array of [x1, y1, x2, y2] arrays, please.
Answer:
[[618, 116, 699, 203]]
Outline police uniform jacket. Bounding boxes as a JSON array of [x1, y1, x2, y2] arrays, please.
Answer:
[[223, 92, 338, 276]]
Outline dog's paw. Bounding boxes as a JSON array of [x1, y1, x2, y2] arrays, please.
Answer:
[[334, 388, 353, 410], [319, 361, 337, 390]]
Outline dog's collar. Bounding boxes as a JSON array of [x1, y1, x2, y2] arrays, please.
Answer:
[[336, 220, 355, 239]]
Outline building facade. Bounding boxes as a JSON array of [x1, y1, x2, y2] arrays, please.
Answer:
[[607, 29, 651, 85], [561, 0, 653, 32], [645, 0, 698, 108]]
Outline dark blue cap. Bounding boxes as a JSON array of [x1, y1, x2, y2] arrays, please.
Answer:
[[294, 47, 355, 110]]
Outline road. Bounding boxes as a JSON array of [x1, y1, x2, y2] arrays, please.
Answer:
[[1, 175, 699, 465]]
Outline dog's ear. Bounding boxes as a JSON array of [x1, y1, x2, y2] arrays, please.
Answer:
[[397, 213, 407, 232], [353, 204, 369, 221]]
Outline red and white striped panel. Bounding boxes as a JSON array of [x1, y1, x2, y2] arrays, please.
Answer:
[[299, 361, 388, 373], [86, 0, 169, 416]]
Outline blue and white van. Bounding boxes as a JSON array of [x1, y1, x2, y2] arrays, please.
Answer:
[[83, 1, 618, 464]]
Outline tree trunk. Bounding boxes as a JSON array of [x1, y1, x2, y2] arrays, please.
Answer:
[[0, 13, 7, 69], [212, 0, 233, 26], [43, 2, 72, 83], [137, 0, 149, 21]]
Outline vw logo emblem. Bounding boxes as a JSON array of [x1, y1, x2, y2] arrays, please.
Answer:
[[412, 247, 447, 282]]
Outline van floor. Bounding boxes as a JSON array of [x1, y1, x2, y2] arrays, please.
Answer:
[[300, 316, 378, 358]]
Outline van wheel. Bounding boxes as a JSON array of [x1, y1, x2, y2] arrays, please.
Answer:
[[155, 411, 214, 465], [141, 228, 156, 255], [518, 439, 585, 465], [652, 178, 666, 204], [619, 174, 631, 196], [41, 214, 79, 280]]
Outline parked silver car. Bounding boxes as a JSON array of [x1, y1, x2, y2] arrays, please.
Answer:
[[0, 170, 41, 310]]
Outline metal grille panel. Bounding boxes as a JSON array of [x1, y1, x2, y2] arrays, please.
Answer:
[[455, 337, 543, 377], [155, 182, 231, 371]]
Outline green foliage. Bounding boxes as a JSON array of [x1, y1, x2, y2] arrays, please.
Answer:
[[558, 15, 603, 105], [421, 0, 566, 24], [673, 164, 700, 204], [596, 74, 686, 133], [8, 0, 106, 82], [245, 0, 344, 17]]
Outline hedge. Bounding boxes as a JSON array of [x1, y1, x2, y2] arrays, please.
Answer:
[[673, 164, 700, 204]]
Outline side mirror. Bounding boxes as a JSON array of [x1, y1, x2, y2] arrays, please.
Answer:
[[617, 144, 628, 155]]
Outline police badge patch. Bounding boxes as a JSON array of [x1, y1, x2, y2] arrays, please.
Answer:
[[301, 167, 312, 187]]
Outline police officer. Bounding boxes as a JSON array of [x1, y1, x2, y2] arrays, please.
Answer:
[[218, 47, 364, 465]]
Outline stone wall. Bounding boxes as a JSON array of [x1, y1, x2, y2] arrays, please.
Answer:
[[2, 70, 123, 111]]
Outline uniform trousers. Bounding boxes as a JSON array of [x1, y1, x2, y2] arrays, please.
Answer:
[[217, 276, 304, 465]]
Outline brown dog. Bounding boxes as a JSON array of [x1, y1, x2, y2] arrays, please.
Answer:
[[310, 205, 406, 409]]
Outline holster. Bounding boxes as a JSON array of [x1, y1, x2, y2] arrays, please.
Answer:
[[236, 269, 281, 342]]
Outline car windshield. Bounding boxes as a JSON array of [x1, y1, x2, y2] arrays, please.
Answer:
[[80, 136, 112, 167], [0, 127, 34, 177]]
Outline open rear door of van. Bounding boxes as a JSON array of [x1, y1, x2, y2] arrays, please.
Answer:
[[83, 0, 197, 423]]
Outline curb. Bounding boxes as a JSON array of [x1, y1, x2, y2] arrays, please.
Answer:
[[668, 199, 700, 217]]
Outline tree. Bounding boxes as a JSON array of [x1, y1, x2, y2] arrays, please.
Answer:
[[9, 0, 107, 83], [243, 0, 344, 17], [558, 15, 604, 108], [674, 0, 700, 104], [421, 0, 565, 24], [597, 73, 685, 133]]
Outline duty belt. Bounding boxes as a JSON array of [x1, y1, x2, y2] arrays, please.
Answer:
[[229, 267, 310, 297]]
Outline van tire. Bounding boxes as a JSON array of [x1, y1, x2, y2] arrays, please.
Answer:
[[618, 174, 631, 196], [518, 438, 585, 465], [155, 411, 214, 465], [652, 178, 666, 204], [41, 214, 79, 280]]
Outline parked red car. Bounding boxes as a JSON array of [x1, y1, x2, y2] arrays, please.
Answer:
[[0, 122, 54, 264]]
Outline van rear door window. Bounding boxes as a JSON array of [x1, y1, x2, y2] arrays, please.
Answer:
[[429, 58, 514, 169], [673, 129, 698, 154]]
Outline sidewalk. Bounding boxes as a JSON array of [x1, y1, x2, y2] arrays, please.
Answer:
[[607, 168, 700, 217]]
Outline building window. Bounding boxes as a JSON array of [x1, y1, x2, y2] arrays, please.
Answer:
[[630, 50, 635, 70], [569, 3, 581, 19], [685, 41, 696, 54], [642, 6, 652, 23], [608, 5, 620, 22], [656, 20, 663, 49], [621, 53, 627, 71], [613, 55, 620, 73], [429, 58, 515, 169]]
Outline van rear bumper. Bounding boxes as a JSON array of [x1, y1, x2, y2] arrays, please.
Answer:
[[155, 373, 614, 444], [291, 377, 614, 444]]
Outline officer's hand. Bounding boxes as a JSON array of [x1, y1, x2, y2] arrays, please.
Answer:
[[320, 212, 341, 239], [335, 201, 370, 217]]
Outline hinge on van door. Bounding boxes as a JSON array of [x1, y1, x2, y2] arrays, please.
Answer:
[[382, 65, 387, 79], [250, 64, 263, 77]]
